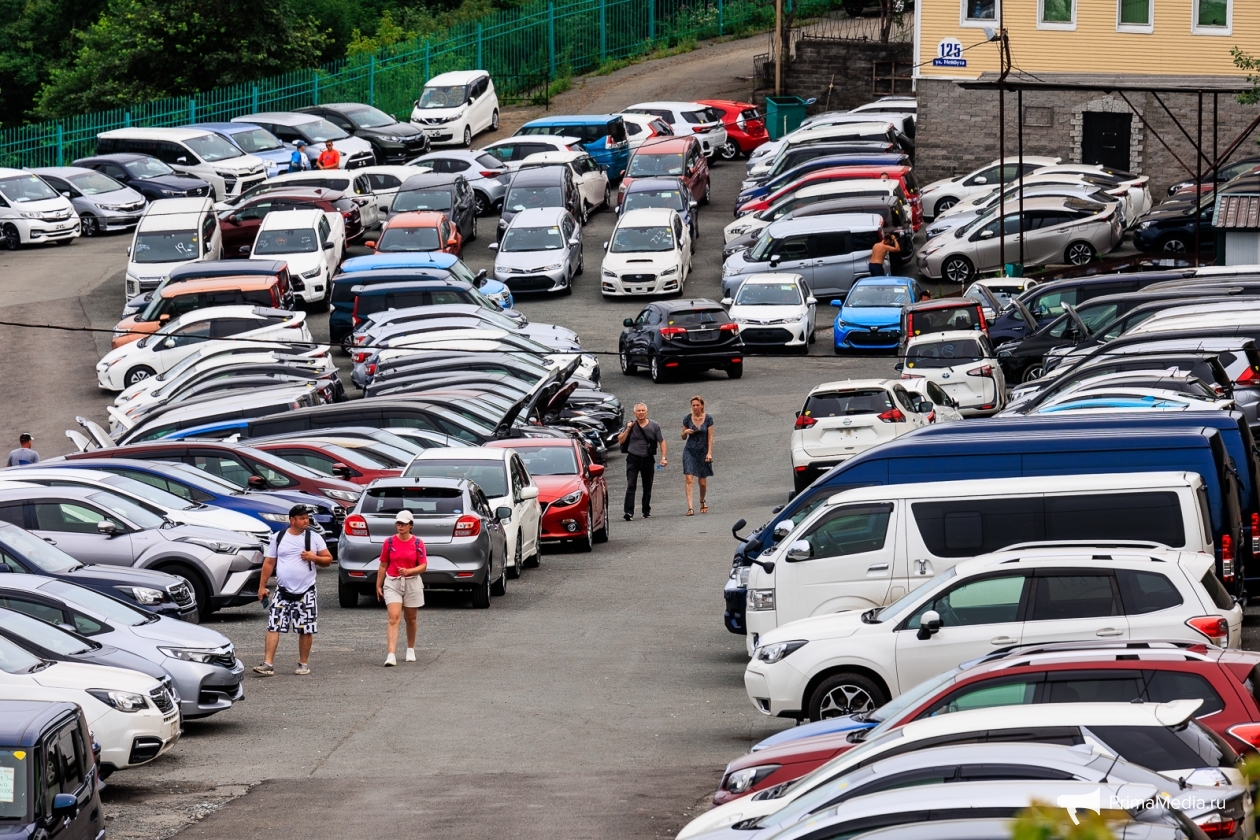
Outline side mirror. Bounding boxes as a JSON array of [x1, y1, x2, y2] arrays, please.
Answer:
[[495, 506, 512, 522], [237, 245, 251, 255], [916, 609, 942, 641], [61, 191, 71, 198], [247, 475, 267, 489], [772, 521, 794, 541], [894, 362, 904, 371], [689, 199, 699, 209], [623, 318, 635, 327], [126, 246, 131, 256], [51, 793, 77, 820], [176, 157, 188, 165], [973, 176, 987, 185], [97, 520, 118, 536], [588, 463, 604, 478], [0, 564, 11, 573], [806, 297, 817, 306], [829, 299, 843, 307], [768, 255, 781, 267], [158, 313, 171, 322], [474, 269, 487, 287], [731, 518, 749, 544], [569, 236, 581, 246], [226, 214, 239, 224], [323, 240, 335, 250], [785, 539, 812, 562], [330, 462, 352, 479], [487, 242, 499, 251], [364, 240, 377, 250], [979, 229, 995, 239], [519, 485, 539, 501], [721, 297, 733, 306], [602, 241, 609, 251]]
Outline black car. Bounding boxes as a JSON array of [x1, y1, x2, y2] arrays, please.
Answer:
[[298, 102, 430, 164], [389, 173, 477, 241], [0, 521, 195, 618], [1133, 195, 1216, 255], [619, 299, 744, 383], [1166, 156, 1260, 196], [0, 700, 104, 839], [498, 165, 583, 239], [71, 153, 211, 201]]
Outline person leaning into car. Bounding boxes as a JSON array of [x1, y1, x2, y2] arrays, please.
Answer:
[[375, 509, 427, 668], [618, 403, 666, 521]]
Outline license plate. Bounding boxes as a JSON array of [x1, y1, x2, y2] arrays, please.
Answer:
[[689, 330, 718, 343], [54, 223, 67, 230]]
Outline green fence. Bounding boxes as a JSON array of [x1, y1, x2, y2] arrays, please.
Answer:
[[0, 0, 834, 169]]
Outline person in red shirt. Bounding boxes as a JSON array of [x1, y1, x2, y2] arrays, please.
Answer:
[[375, 510, 427, 666], [316, 140, 341, 170]]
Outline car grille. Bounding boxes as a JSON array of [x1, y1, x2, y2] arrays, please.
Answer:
[[741, 327, 793, 343], [167, 582, 195, 608], [505, 275, 556, 292], [239, 175, 266, 193], [846, 329, 900, 347], [209, 646, 237, 669], [622, 273, 655, 283], [149, 684, 176, 716], [137, 276, 164, 293], [415, 117, 451, 126]]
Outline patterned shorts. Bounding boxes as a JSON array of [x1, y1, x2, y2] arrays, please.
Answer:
[[267, 586, 318, 634]]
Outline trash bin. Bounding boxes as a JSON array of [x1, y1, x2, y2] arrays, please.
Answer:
[[764, 96, 808, 141], [1004, 263, 1025, 278]]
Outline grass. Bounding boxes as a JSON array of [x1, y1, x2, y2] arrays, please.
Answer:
[[591, 38, 700, 76]]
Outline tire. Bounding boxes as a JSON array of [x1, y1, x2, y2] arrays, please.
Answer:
[[491, 109, 500, 131], [471, 566, 493, 608], [701, 178, 712, 206], [808, 672, 887, 722], [462, 126, 473, 147], [576, 251, 584, 276], [602, 183, 611, 209], [593, 495, 610, 543], [507, 534, 523, 579], [620, 351, 637, 375], [1161, 236, 1190, 254], [1065, 240, 1096, 266], [726, 363, 744, 379], [156, 563, 211, 622], [717, 140, 740, 161], [337, 577, 359, 608], [524, 527, 542, 568], [1021, 364, 1044, 384], [124, 365, 156, 387], [490, 562, 508, 596], [1, 224, 18, 250], [580, 202, 589, 226], [941, 255, 975, 285], [474, 191, 491, 216], [650, 355, 666, 383], [467, 214, 478, 243], [80, 214, 100, 237], [933, 196, 959, 216], [575, 503, 595, 552]]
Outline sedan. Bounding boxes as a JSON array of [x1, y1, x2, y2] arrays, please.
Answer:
[[619, 299, 743, 383], [599, 208, 691, 297], [900, 331, 1006, 415], [489, 206, 583, 295], [722, 273, 816, 353], [484, 438, 609, 551], [831, 276, 919, 352]]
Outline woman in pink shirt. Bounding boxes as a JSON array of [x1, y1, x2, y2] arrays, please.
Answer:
[[375, 510, 427, 666]]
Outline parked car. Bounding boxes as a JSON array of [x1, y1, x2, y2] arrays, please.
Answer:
[[124, 197, 222, 299], [900, 331, 1006, 414], [736, 164, 920, 222], [721, 213, 884, 301], [740, 152, 911, 205], [410, 70, 499, 147], [0, 701, 106, 833], [249, 208, 341, 303], [919, 155, 1061, 218], [0, 167, 79, 249], [72, 153, 211, 203], [367, 210, 462, 257], [499, 165, 583, 238], [698, 99, 768, 160], [901, 377, 965, 423], [619, 112, 674, 152], [337, 477, 508, 607], [515, 115, 630, 179], [332, 270, 508, 347], [748, 122, 909, 175], [722, 273, 817, 353], [619, 136, 710, 208], [490, 206, 583, 295], [483, 438, 608, 551], [1031, 163, 1153, 218], [32, 166, 146, 237], [925, 180, 1125, 240], [389, 172, 477, 242], [408, 150, 510, 215], [723, 178, 904, 244], [520, 150, 611, 217], [619, 299, 742, 383], [600, 207, 692, 296], [298, 102, 431, 163], [619, 177, 699, 248], [230, 112, 375, 170], [725, 194, 913, 263], [221, 170, 380, 228], [218, 188, 361, 259], [831, 276, 919, 352], [96, 127, 268, 200], [898, 297, 988, 351], [253, 439, 402, 485], [1168, 156, 1260, 196], [1135, 193, 1217, 254], [114, 274, 296, 347], [479, 135, 583, 167], [189, 121, 293, 178], [621, 102, 728, 158]]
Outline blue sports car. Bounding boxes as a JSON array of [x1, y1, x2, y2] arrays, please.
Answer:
[[832, 276, 920, 353]]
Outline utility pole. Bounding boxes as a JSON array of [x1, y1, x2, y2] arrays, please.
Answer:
[[995, 25, 1010, 278], [774, 0, 783, 96]]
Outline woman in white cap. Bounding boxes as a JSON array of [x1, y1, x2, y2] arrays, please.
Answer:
[[375, 510, 427, 666]]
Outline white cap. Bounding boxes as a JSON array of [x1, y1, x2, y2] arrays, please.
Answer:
[[394, 510, 414, 524]]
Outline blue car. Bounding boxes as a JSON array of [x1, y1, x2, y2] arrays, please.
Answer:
[[832, 275, 920, 352], [736, 153, 910, 205], [515, 115, 631, 180], [1037, 395, 1193, 413], [189, 122, 295, 179]]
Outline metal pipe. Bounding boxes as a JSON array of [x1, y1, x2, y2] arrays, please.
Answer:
[[1018, 87, 1025, 268], [1195, 90, 1203, 266]]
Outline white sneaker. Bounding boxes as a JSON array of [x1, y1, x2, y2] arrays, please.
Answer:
[[405, 648, 416, 662], [384, 652, 397, 667]]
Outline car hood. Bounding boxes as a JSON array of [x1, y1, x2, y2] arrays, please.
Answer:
[[922, 174, 965, 193], [519, 324, 580, 350], [730, 303, 805, 323], [154, 523, 265, 547], [128, 613, 232, 647], [531, 475, 585, 502], [1139, 204, 1197, 223], [124, 258, 197, 280], [722, 250, 758, 274], [362, 122, 425, 138], [63, 563, 185, 589], [604, 251, 677, 271], [756, 609, 866, 646], [304, 136, 373, 157], [752, 712, 875, 751], [258, 251, 321, 272], [30, 659, 156, 694], [412, 105, 468, 121], [496, 250, 570, 272], [90, 186, 146, 206], [838, 305, 902, 327], [167, 505, 271, 537], [139, 173, 209, 192]]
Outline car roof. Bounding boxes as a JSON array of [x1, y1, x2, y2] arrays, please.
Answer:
[[413, 447, 509, 463], [852, 275, 915, 288], [241, 187, 347, 203], [739, 273, 806, 285], [30, 166, 103, 178], [825, 472, 1199, 509], [72, 153, 152, 165], [521, 151, 585, 164], [623, 177, 687, 193], [483, 438, 575, 450], [618, 207, 676, 225], [170, 260, 286, 279], [0, 485, 102, 504], [906, 329, 984, 344], [626, 101, 708, 111], [98, 127, 221, 141], [384, 211, 446, 228], [233, 112, 323, 126], [350, 280, 463, 293], [509, 166, 566, 184], [810, 378, 900, 393], [425, 70, 487, 85], [523, 115, 621, 126], [484, 136, 582, 147], [897, 698, 1200, 742], [507, 206, 569, 226], [159, 276, 282, 296], [794, 180, 901, 199], [138, 198, 212, 229], [767, 213, 884, 234], [659, 298, 724, 311], [338, 253, 458, 272], [632, 137, 696, 154], [399, 173, 461, 189], [258, 208, 323, 228], [0, 700, 80, 746]]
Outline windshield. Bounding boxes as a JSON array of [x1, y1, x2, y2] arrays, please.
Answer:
[[254, 227, 318, 255], [872, 570, 954, 624], [905, 338, 985, 369], [403, 459, 508, 498], [0, 635, 43, 674], [43, 580, 151, 626], [100, 474, 196, 511], [502, 225, 565, 252], [394, 189, 453, 213], [624, 189, 686, 213], [298, 118, 349, 143], [344, 106, 397, 128], [0, 609, 94, 656], [510, 445, 578, 476], [0, 175, 59, 203], [846, 284, 911, 307], [131, 230, 199, 263], [611, 225, 674, 253], [417, 85, 467, 109], [628, 153, 685, 177], [86, 491, 165, 529], [228, 127, 284, 153], [123, 158, 177, 179], [0, 748, 30, 821], [184, 134, 242, 162], [505, 186, 561, 213], [66, 171, 126, 195], [735, 283, 802, 306], [0, 527, 80, 573], [378, 226, 442, 252]]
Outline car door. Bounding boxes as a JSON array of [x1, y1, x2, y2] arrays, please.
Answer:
[[220, 199, 273, 256], [765, 232, 814, 287], [672, 214, 689, 279], [968, 213, 1021, 273], [806, 231, 856, 299], [776, 502, 899, 623], [1018, 570, 1129, 646], [894, 572, 1030, 693], [151, 321, 213, 373], [29, 501, 136, 569], [798, 277, 817, 333], [200, 210, 221, 260], [626, 306, 655, 362], [512, 456, 541, 557], [352, 175, 380, 227], [365, 173, 403, 214], [47, 719, 94, 840], [1021, 210, 1072, 267], [317, 214, 338, 266], [561, 214, 580, 275], [891, 384, 928, 430]]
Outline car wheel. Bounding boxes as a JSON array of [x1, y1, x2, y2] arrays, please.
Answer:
[[474, 191, 490, 216], [620, 351, 637, 375], [717, 140, 740, 161], [1161, 236, 1189, 254], [491, 560, 508, 596], [726, 362, 744, 379], [702, 178, 712, 206], [491, 109, 500, 131], [808, 673, 887, 722], [340, 334, 354, 354], [593, 495, 610, 543], [471, 565, 493, 608], [337, 577, 359, 608], [933, 196, 959, 215], [1065, 240, 1096, 266], [941, 255, 975, 285], [467, 214, 478, 243], [507, 534, 522, 579], [580, 203, 590, 226], [650, 355, 666, 383], [576, 503, 594, 552], [125, 365, 156, 387], [602, 183, 611, 209], [80, 214, 100, 237], [1021, 364, 1044, 384], [525, 526, 542, 568], [462, 126, 473, 147], [156, 563, 210, 622], [1, 224, 18, 250], [576, 251, 584, 276]]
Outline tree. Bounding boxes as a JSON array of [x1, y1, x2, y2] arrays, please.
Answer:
[[1233, 47, 1260, 106], [34, 0, 328, 118], [0, 0, 108, 126]]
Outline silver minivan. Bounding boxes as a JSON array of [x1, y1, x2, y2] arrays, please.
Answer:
[[721, 213, 884, 301], [33, 166, 147, 236]]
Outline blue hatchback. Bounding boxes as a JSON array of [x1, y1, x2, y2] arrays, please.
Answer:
[[832, 276, 920, 352], [515, 115, 631, 180]]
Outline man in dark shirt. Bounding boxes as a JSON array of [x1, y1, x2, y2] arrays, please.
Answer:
[[617, 403, 667, 521]]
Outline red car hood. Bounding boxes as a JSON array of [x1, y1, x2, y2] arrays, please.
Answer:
[[725, 729, 858, 774], [532, 474, 584, 503]]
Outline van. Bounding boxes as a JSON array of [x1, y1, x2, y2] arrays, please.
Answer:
[[112, 274, 296, 347], [409, 70, 499, 148], [0, 167, 79, 247], [516, 115, 631, 180], [125, 197, 222, 297], [721, 213, 884, 300], [745, 471, 1214, 652], [0, 701, 103, 839], [97, 127, 267, 201]]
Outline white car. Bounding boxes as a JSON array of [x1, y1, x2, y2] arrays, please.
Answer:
[[901, 330, 1006, 415], [0, 633, 179, 775], [220, 168, 382, 227], [919, 156, 1062, 218], [722, 180, 903, 245], [622, 102, 727, 157], [96, 307, 311, 390], [599, 208, 691, 297], [900, 378, 965, 423], [619, 112, 675, 151], [745, 547, 1241, 721], [789, 379, 929, 492], [125, 197, 222, 297], [519, 150, 610, 215], [480, 136, 583, 168], [354, 164, 436, 215], [249, 208, 340, 303], [0, 168, 80, 247], [722, 273, 816, 353], [1029, 163, 1152, 218], [410, 70, 499, 147], [403, 447, 541, 576]]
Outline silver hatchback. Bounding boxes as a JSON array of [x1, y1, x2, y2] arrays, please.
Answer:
[[32, 166, 147, 236], [490, 207, 583, 295], [337, 478, 509, 608]]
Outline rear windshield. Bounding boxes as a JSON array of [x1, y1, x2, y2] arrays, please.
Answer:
[[666, 309, 726, 326], [1086, 723, 1237, 772], [803, 389, 893, 417], [403, 459, 508, 498], [905, 338, 984, 369], [1200, 570, 1235, 610], [910, 306, 984, 334], [361, 486, 464, 515]]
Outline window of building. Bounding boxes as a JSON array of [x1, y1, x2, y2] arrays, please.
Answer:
[[1192, 0, 1231, 34], [961, 0, 997, 25], [1117, 0, 1153, 31], [1039, 0, 1076, 28]]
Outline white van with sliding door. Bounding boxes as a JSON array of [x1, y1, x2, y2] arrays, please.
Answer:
[[745, 471, 1214, 654]]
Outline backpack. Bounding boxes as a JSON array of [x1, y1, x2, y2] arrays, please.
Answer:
[[270, 529, 314, 601]]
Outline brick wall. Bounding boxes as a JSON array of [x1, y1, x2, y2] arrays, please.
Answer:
[[765, 39, 914, 113]]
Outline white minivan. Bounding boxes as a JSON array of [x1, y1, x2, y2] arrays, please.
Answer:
[[745, 471, 1215, 654], [0, 167, 80, 248], [411, 70, 499, 148], [124, 197, 222, 299], [96, 127, 268, 201]]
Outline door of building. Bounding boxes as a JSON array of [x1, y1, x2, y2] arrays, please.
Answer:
[[1082, 112, 1132, 171]]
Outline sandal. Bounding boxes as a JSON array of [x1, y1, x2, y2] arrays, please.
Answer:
[[700, 503, 709, 514], [686, 508, 694, 516]]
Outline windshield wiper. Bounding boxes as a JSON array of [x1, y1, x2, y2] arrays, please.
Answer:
[[25, 660, 52, 674], [141, 613, 160, 625]]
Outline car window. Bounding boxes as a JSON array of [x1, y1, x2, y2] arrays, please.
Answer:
[[1029, 574, 1120, 621], [0, 505, 23, 527], [190, 454, 254, 487], [810, 231, 852, 259], [1145, 671, 1225, 716], [32, 502, 124, 535], [1028, 288, 1079, 319], [0, 597, 64, 626], [907, 574, 1028, 629], [797, 504, 893, 560], [1115, 570, 1184, 614], [926, 678, 1040, 716], [1085, 725, 1231, 773]]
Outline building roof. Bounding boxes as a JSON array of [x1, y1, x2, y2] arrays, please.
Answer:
[[958, 72, 1255, 93], [1217, 195, 1260, 230]]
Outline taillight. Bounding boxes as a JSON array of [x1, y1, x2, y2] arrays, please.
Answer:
[[693, 126, 708, 134], [480, 170, 500, 178], [905, 313, 916, 335], [901, 373, 924, 380], [1236, 365, 1260, 386], [1227, 722, 1260, 749], [967, 365, 993, 378], [1222, 533, 1235, 581], [1251, 512, 1259, 554], [344, 514, 368, 537], [660, 326, 686, 340], [794, 415, 817, 429], [454, 515, 481, 538], [878, 408, 905, 423], [353, 334, 367, 345], [366, 363, 377, 376], [354, 351, 369, 363], [1186, 615, 1230, 646], [1197, 815, 1239, 839], [719, 323, 739, 333], [927, 410, 936, 423]]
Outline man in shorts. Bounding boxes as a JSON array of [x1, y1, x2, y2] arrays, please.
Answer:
[[254, 505, 333, 676]]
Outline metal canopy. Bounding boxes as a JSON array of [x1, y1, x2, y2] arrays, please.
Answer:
[[958, 72, 1255, 94]]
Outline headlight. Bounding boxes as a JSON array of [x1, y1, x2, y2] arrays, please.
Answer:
[[602, 269, 618, 279], [377, 135, 401, 142], [747, 588, 776, 611], [160, 189, 183, 197], [116, 586, 167, 605], [555, 490, 583, 507], [158, 646, 230, 664], [540, 263, 563, 271], [178, 536, 250, 554], [214, 170, 236, 179], [728, 225, 749, 236], [996, 345, 1013, 357], [259, 512, 290, 523], [300, 267, 322, 279], [924, 245, 944, 256], [722, 264, 739, 276], [86, 689, 148, 712], [660, 266, 678, 276], [1136, 221, 1152, 230], [755, 640, 806, 663], [722, 765, 781, 795], [322, 488, 362, 503]]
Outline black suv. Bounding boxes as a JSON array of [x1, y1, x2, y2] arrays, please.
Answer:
[[298, 102, 430, 164], [499, 165, 583, 240], [0, 700, 104, 839], [620, 299, 744, 383]]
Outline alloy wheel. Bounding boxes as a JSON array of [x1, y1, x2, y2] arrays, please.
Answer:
[[474, 192, 489, 216], [80, 214, 99, 237], [491, 109, 500, 131], [1162, 237, 1189, 253], [1021, 365, 1044, 384], [1066, 241, 1096, 265], [942, 256, 973, 284], [717, 140, 739, 161], [1, 224, 18, 250], [463, 126, 472, 147], [818, 683, 876, 719]]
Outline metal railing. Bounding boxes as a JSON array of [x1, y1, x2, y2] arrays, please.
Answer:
[[1, 0, 840, 168]]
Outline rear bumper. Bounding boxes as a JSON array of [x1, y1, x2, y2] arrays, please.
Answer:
[[658, 350, 744, 370]]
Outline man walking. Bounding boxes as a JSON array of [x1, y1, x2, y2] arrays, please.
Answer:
[[6, 434, 38, 466], [254, 505, 332, 677], [618, 403, 666, 521]]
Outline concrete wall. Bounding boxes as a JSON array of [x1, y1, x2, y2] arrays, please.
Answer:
[[917, 76, 1260, 197], [767, 39, 914, 114]]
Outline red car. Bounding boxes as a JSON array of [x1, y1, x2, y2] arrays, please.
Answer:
[[218, 188, 363, 258], [698, 99, 769, 160], [365, 211, 462, 257], [618, 136, 710, 208], [253, 440, 403, 485], [715, 640, 1260, 806], [484, 438, 608, 551], [736, 164, 923, 229]]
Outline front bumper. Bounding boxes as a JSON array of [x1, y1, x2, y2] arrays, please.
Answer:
[[212, 568, 264, 609], [95, 706, 180, 772], [496, 268, 569, 293], [835, 325, 901, 350], [168, 656, 245, 719], [540, 498, 590, 540], [25, 218, 80, 242], [739, 323, 808, 348], [96, 210, 145, 231], [601, 273, 680, 295], [376, 136, 431, 163]]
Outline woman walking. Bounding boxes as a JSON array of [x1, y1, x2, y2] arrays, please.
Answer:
[[682, 395, 714, 515], [375, 510, 427, 666]]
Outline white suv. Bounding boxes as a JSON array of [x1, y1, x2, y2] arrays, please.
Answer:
[[745, 547, 1242, 722], [96, 128, 268, 201], [900, 330, 1006, 415], [622, 102, 727, 157]]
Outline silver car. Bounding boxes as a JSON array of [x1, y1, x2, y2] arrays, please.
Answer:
[[337, 477, 508, 609], [32, 166, 146, 236], [489, 207, 583, 295], [407, 150, 510, 215]]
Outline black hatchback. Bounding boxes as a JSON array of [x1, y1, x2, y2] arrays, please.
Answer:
[[298, 102, 430, 164], [498, 165, 583, 239], [620, 299, 744, 383], [71, 153, 211, 201], [389, 173, 477, 241], [0, 700, 103, 840]]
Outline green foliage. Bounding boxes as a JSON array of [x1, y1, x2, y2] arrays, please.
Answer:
[[1233, 47, 1260, 106], [1011, 802, 1117, 840], [0, 0, 108, 127]]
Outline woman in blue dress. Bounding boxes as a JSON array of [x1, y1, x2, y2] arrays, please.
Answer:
[[681, 395, 714, 515]]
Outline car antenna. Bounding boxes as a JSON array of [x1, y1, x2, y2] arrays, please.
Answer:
[[1100, 746, 1122, 784]]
